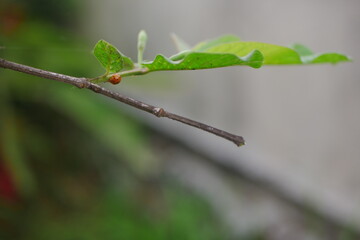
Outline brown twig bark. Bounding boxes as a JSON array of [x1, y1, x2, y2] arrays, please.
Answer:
[[0, 58, 245, 146]]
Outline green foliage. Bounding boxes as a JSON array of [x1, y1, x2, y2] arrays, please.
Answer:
[[91, 31, 350, 83], [171, 33, 191, 52], [290, 43, 350, 64], [205, 41, 302, 65], [93, 39, 134, 74], [23, 186, 232, 240], [192, 34, 241, 52], [143, 50, 263, 70], [1, 20, 239, 240], [0, 113, 36, 198]]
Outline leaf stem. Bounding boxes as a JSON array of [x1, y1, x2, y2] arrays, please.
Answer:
[[88, 72, 108, 83], [88, 67, 149, 84], [0, 58, 245, 146], [116, 67, 149, 77]]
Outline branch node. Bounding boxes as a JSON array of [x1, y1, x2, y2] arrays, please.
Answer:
[[77, 78, 91, 88], [89, 84, 101, 93], [153, 107, 165, 117]]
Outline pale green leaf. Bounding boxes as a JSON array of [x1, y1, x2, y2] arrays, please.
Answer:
[[290, 43, 313, 57], [194, 37, 350, 65], [171, 33, 191, 52], [305, 53, 351, 64], [206, 42, 302, 64], [290, 43, 351, 64], [193, 35, 241, 52]]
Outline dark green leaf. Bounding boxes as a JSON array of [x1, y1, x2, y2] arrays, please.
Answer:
[[93, 40, 134, 73], [122, 55, 135, 70], [143, 50, 263, 71]]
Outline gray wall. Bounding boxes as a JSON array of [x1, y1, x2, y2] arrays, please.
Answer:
[[83, 0, 360, 228]]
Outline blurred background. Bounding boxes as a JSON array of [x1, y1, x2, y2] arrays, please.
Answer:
[[0, 0, 359, 239]]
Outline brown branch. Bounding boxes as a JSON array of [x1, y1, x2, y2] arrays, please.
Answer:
[[0, 58, 245, 146]]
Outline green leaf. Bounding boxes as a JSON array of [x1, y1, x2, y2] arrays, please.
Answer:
[[122, 55, 135, 70], [204, 40, 351, 65], [92, 34, 350, 79], [291, 43, 314, 57], [93, 40, 134, 73], [290, 43, 351, 64], [143, 50, 264, 71], [306, 53, 351, 64], [205, 42, 302, 64], [171, 33, 191, 52], [193, 35, 241, 52]]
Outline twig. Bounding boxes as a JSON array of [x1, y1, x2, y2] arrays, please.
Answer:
[[0, 58, 245, 146]]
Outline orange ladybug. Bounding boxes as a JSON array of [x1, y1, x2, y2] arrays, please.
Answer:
[[108, 74, 121, 84]]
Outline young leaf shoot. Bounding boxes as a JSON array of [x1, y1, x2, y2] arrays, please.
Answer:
[[137, 30, 148, 66]]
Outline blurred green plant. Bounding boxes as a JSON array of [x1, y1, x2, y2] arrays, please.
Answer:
[[0, 2, 238, 239], [22, 184, 231, 240]]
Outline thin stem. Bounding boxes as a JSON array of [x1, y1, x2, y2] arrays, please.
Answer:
[[0, 58, 245, 146], [116, 67, 149, 77], [88, 68, 149, 84], [87, 72, 108, 83]]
